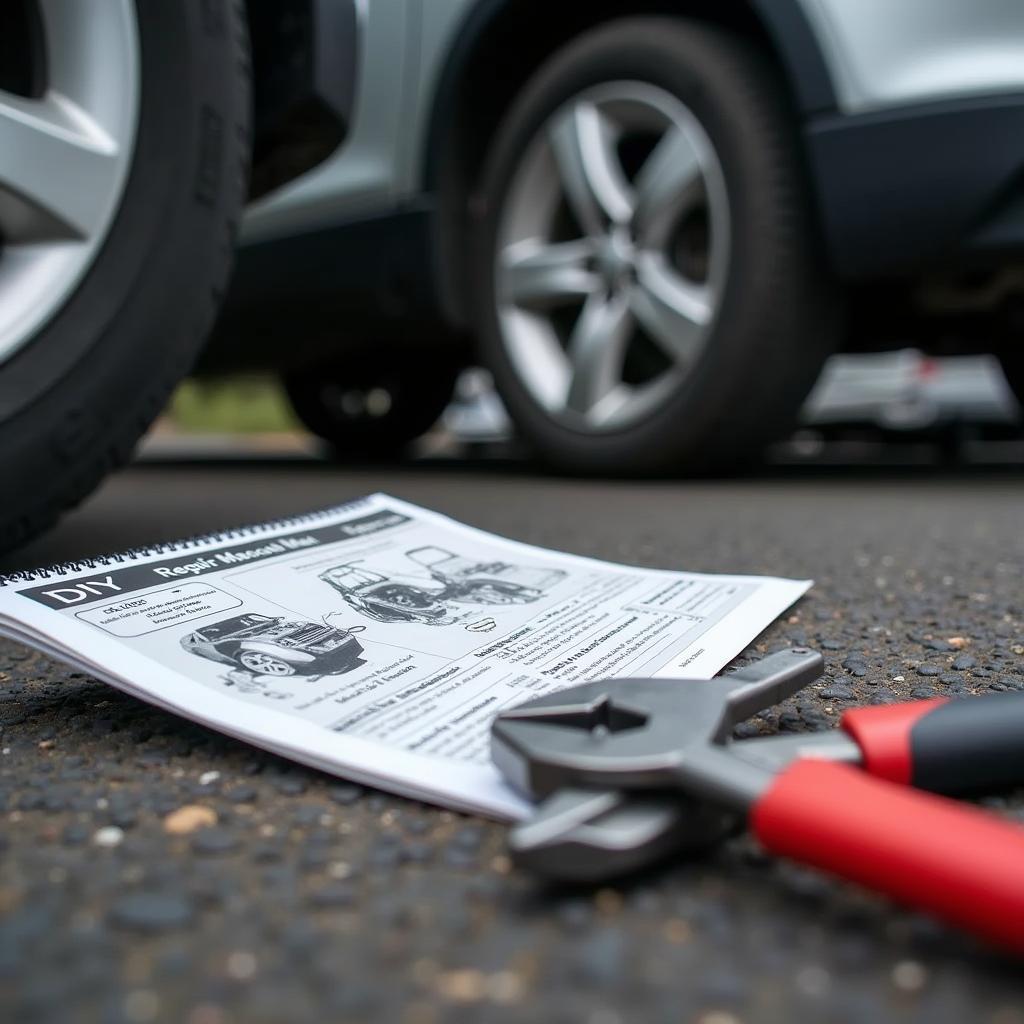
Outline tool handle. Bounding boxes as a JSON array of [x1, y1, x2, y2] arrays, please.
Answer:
[[842, 692, 1024, 793], [751, 759, 1024, 952]]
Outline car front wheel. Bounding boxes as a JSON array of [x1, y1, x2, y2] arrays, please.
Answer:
[[473, 17, 838, 473], [0, 0, 250, 552], [238, 651, 297, 677]]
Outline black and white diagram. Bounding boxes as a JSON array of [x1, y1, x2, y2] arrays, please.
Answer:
[[180, 612, 368, 678], [318, 546, 568, 626]]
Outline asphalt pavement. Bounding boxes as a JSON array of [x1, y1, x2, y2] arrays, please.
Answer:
[[2, 447, 1024, 1023]]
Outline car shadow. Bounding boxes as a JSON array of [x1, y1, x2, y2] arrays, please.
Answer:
[[2, 436, 1023, 575]]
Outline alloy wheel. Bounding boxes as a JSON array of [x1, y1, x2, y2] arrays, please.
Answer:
[[0, 0, 139, 366], [494, 81, 730, 431], [239, 652, 296, 676]]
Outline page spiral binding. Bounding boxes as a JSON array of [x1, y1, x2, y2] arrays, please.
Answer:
[[0, 495, 374, 586]]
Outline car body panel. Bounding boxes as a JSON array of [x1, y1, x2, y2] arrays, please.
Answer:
[[245, 0, 1024, 246], [319, 563, 454, 624], [207, 0, 1024, 377], [182, 613, 366, 677], [241, 0, 419, 244], [801, 0, 1024, 114]]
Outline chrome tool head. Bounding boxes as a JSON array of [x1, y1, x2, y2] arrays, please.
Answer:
[[491, 648, 823, 801], [508, 787, 739, 882]]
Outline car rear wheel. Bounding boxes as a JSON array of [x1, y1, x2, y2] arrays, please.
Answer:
[[473, 18, 838, 473], [0, 0, 250, 552], [283, 350, 461, 458]]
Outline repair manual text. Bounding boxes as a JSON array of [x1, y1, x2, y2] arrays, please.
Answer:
[[0, 495, 811, 818]]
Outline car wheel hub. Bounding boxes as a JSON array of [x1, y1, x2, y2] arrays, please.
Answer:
[[0, 0, 139, 367], [594, 228, 637, 290], [495, 81, 730, 432], [240, 652, 293, 675]]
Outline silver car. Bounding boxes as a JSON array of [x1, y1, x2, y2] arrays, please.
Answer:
[[4, 1, 1024, 548]]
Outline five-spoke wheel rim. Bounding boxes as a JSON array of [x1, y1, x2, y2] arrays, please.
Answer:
[[239, 652, 295, 676], [495, 81, 730, 431], [0, 0, 139, 366]]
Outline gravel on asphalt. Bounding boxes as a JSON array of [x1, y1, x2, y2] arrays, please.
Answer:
[[1, 460, 1023, 1023]]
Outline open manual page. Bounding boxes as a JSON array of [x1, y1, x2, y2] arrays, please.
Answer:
[[0, 494, 810, 819]]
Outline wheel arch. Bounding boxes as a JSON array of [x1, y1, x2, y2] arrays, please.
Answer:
[[242, 0, 357, 200], [421, 0, 838, 328]]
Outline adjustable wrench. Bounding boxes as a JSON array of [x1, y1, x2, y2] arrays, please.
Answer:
[[492, 649, 1024, 952]]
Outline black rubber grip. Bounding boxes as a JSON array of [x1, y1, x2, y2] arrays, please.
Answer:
[[910, 693, 1024, 794]]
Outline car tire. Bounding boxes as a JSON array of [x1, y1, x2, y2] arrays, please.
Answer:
[[473, 17, 838, 474], [283, 350, 460, 458], [0, 1, 250, 553]]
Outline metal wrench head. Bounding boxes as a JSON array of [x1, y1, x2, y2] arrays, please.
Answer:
[[491, 648, 823, 801], [508, 787, 740, 882], [507, 728, 860, 881]]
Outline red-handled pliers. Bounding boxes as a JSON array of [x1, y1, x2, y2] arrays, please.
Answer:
[[491, 648, 1024, 952]]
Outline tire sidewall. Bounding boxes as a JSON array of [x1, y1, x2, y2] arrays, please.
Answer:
[[0, 1, 247, 546], [474, 17, 834, 472]]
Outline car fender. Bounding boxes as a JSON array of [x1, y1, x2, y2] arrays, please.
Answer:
[[238, 641, 316, 664], [195, 644, 236, 668]]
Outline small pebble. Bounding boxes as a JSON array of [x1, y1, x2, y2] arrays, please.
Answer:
[[777, 710, 803, 732], [309, 883, 354, 908], [891, 959, 928, 993], [62, 822, 90, 846], [93, 826, 124, 848], [110, 892, 194, 932], [250, 842, 284, 864], [820, 684, 855, 700], [271, 775, 307, 796], [225, 950, 258, 981], [328, 784, 363, 806], [164, 805, 217, 835], [191, 827, 239, 855]]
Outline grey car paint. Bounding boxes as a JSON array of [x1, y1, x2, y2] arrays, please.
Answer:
[[244, 0, 1024, 246]]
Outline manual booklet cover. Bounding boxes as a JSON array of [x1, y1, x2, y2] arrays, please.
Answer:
[[0, 494, 810, 818]]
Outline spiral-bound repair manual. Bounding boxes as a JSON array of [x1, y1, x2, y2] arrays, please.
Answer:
[[0, 494, 811, 818]]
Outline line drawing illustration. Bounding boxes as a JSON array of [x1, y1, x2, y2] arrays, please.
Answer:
[[318, 546, 567, 626], [181, 612, 367, 677]]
